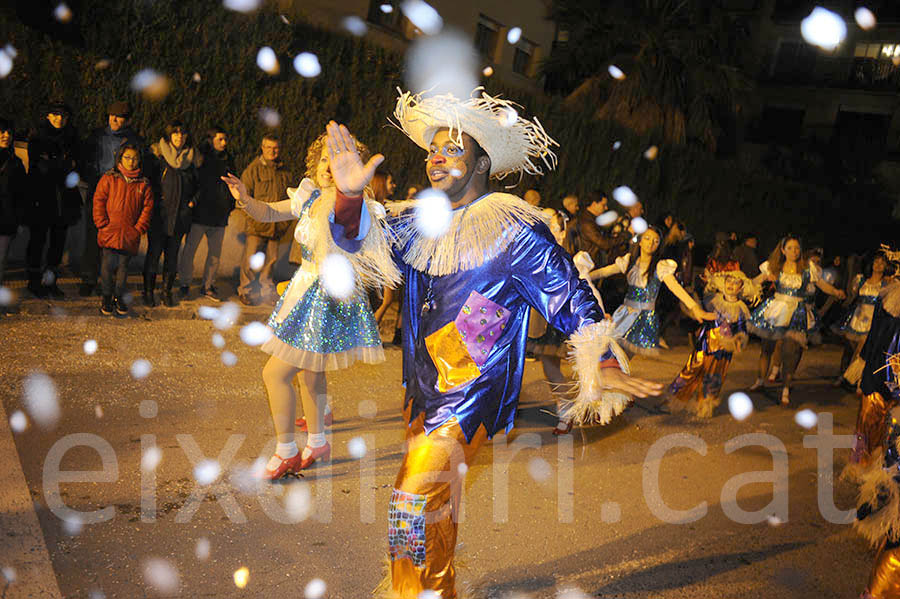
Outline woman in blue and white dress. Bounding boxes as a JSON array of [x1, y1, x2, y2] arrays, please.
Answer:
[[748, 235, 845, 404], [223, 132, 398, 479], [591, 226, 715, 356]]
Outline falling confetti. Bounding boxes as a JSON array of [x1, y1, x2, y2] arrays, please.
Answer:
[[304, 578, 327, 599], [83, 339, 98, 355], [221, 351, 238, 367], [558, 589, 591, 599], [0, 50, 12, 78], [143, 558, 180, 595], [2, 567, 15, 583], [320, 254, 356, 300], [611, 186, 638, 207], [801, 7, 846, 51], [130, 359, 152, 379], [9, 410, 27, 433], [294, 53, 321, 77], [595, 211, 618, 227], [643, 145, 658, 160], [258, 107, 281, 128], [54, 3, 73, 23], [855, 7, 876, 30], [631, 216, 648, 234], [728, 392, 753, 421], [256, 46, 279, 75], [192, 72, 202, 82], [608, 65, 626, 80], [401, 0, 442, 35], [88, 590, 105, 599], [223, 0, 261, 12], [240, 322, 272, 346], [195, 538, 211, 561], [285, 484, 312, 521], [0, 286, 12, 305], [65, 171, 80, 188], [767, 514, 784, 527], [418, 592, 440, 599], [342, 16, 368, 37], [499, 107, 518, 127], [198, 305, 219, 320], [280, 14, 290, 24], [380, 3, 393, 13], [414, 188, 452, 239], [94, 405, 104, 419], [249, 251, 265, 271], [62, 515, 83, 535], [4, 44, 17, 59], [612, 140, 622, 150], [794, 409, 818, 429], [449, 168, 462, 177], [193, 459, 222, 485], [233, 567, 250, 589], [406, 30, 478, 99], [22, 372, 60, 429], [347, 437, 367, 459], [141, 446, 162, 472], [212, 333, 225, 348], [139, 400, 158, 419], [482, 66, 493, 77], [94, 58, 111, 70], [507, 27, 522, 44], [527, 456, 552, 482], [457, 463, 468, 476], [214, 302, 241, 330], [130, 69, 171, 101]]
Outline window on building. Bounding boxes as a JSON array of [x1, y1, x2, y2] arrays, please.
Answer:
[[513, 39, 536, 76], [475, 15, 501, 60], [772, 40, 817, 82], [850, 42, 900, 89]]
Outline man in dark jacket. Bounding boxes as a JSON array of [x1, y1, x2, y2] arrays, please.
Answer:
[[238, 134, 293, 305], [0, 118, 26, 292], [177, 126, 235, 301], [26, 101, 82, 297], [79, 100, 145, 296], [577, 190, 618, 266], [733, 233, 760, 278]]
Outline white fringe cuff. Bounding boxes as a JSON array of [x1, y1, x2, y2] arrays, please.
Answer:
[[562, 320, 632, 426]]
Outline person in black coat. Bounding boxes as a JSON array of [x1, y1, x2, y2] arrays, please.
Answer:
[[144, 119, 199, 307], [176, 125, 235, 301], [0, 118, 27, 291], [25, 101, 81, 297]]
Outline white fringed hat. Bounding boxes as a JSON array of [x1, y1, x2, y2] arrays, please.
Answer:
[[709, 268, 760, 304], [391, 87, 559, 180]]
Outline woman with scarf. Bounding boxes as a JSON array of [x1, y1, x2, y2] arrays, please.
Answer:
[[144, 120, 199, 307]]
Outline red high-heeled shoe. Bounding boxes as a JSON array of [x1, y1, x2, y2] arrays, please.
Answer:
[[263, 453, 305, 480], [297, 442, 331, 470], [295, 412, 334, 431], [552, 420, 574, 436]]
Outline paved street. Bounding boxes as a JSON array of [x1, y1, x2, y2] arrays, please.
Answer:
[[0, 292, 876, 598]]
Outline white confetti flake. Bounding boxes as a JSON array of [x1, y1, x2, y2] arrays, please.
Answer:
[[65, 171, 80, 188], [130, 69, 170, 101], [401, 0, 442, 35], [258, 107, 281, 128], [212, 333, 225, 348], [418, 592, 440, 599], [280, 14, 290, 24], [41, 270, 56, 286], [380, 3, 393, 13], [94, 58, 111, 70], [83, 339, 98, 355], [0, 286, 12, 305], [143, 558, 180, 595], [794, 409, 818, 429], [457, 463, 468, 476], [342, 15, 368, 37], [506, 27, 522, 44], [221, 351, 238, 367], [249, 251, 265, 271], [482, 66, 493, 77], [62, 514, 83, 535], [192, 72, 202, 82], [88, 590, 105, 599], [320, 254, 356, 300], [54, 3, 73, 23], [557, 588, 591, 599], [195, 537, 211, 561], [595, 211, 618, 227], [527, 456, 552, 482], [193, 459, 222, 485], [2, 567, 15, 583], [608, 65, 626, 80], [286, 484, 312, 521], [855, 7, 876, 30], [240, 322, 272, 346], [9, 410, 27, 433], [94, 405, 104, 419], [406, 30, 478, 99], [198, 305, 219, 320], [223, 0, 260, 12], [612, 140, 622, 150], [347, 436, 367, 459], [130, 359, 152, 380], [499, 106, 518, 127], [233, 567, 249, 589], [256, 46, 279, 75], [214, 302, 241, 330], [643, 145, 658, 160], [141, 446, 162, 472], [304, 578, 327, 599], [801, 7, 847, 51], [767, 514, 784, 527], [229, 459, 266, 495], [22, 372, 60, 429], [631, 216, 648, 234], [413, 188, 452, 239], [728, 392, 753, 421], [4, 44, 17, 59], [0, 50, 12, 79], [449, 168, 462, 177], [611, 185, 638, 207], [294, 52, 321, 77]]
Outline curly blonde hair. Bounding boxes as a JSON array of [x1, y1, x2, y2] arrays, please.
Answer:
[[304, 131, 372, 180]]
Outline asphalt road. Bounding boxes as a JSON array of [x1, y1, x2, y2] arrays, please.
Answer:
[[0, 297, 876, 598]]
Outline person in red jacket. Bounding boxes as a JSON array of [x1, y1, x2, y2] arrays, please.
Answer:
[[93, 143, 154, 316]]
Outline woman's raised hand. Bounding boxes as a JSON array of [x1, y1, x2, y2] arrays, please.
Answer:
[[325, 121, 384, 197], [221, 173, 249, 206]]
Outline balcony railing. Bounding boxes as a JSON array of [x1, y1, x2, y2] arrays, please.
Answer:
[[764, 54, 900, 91]]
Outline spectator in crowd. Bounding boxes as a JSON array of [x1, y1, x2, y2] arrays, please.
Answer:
[[607, 199, 643, 260], [93, 143, 153, 316], [80, 100, 144, 296], [578, 190, 617, 265], [145, 119, 199, 307], [26, 100, 81, 298], [523, 188, 541, 207], [370, 170, 396, 205], [0, 118, 26, 292], [658, 211, 675, 234], [177, 125, 234, 301], [560, 193, 580, 255], [733, 233, 760, 278], [238, 133, 293, 305]]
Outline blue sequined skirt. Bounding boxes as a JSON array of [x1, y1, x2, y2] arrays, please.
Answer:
[[611, 305, 661, 355], [260, 266, 384, 371], [832, 302, 876, 341], [747, 295, 811, 344]]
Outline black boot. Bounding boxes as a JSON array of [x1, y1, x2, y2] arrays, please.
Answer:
[[27, 272, 48, 298], [142, 272, 157, 307], [163, 273, 177, 307], [100, 295, 114, 315]]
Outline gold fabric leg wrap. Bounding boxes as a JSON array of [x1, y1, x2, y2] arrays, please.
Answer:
[[855, 393, 897, 467], [668, 349, 731, 418], [866, 541, 900, 598]]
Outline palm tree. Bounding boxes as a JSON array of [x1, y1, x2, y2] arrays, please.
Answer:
[[543, 0, 754, 152]]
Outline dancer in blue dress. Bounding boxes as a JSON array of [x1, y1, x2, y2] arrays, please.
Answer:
[[223, 132, 399, 479], [748, 235, 845, 405], [590, 226, 715, 356]]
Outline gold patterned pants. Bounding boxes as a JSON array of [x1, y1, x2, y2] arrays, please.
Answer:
[[667, 349, 732, 418], [863, 540, 900, 598], [854, 392, 898, 467]]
